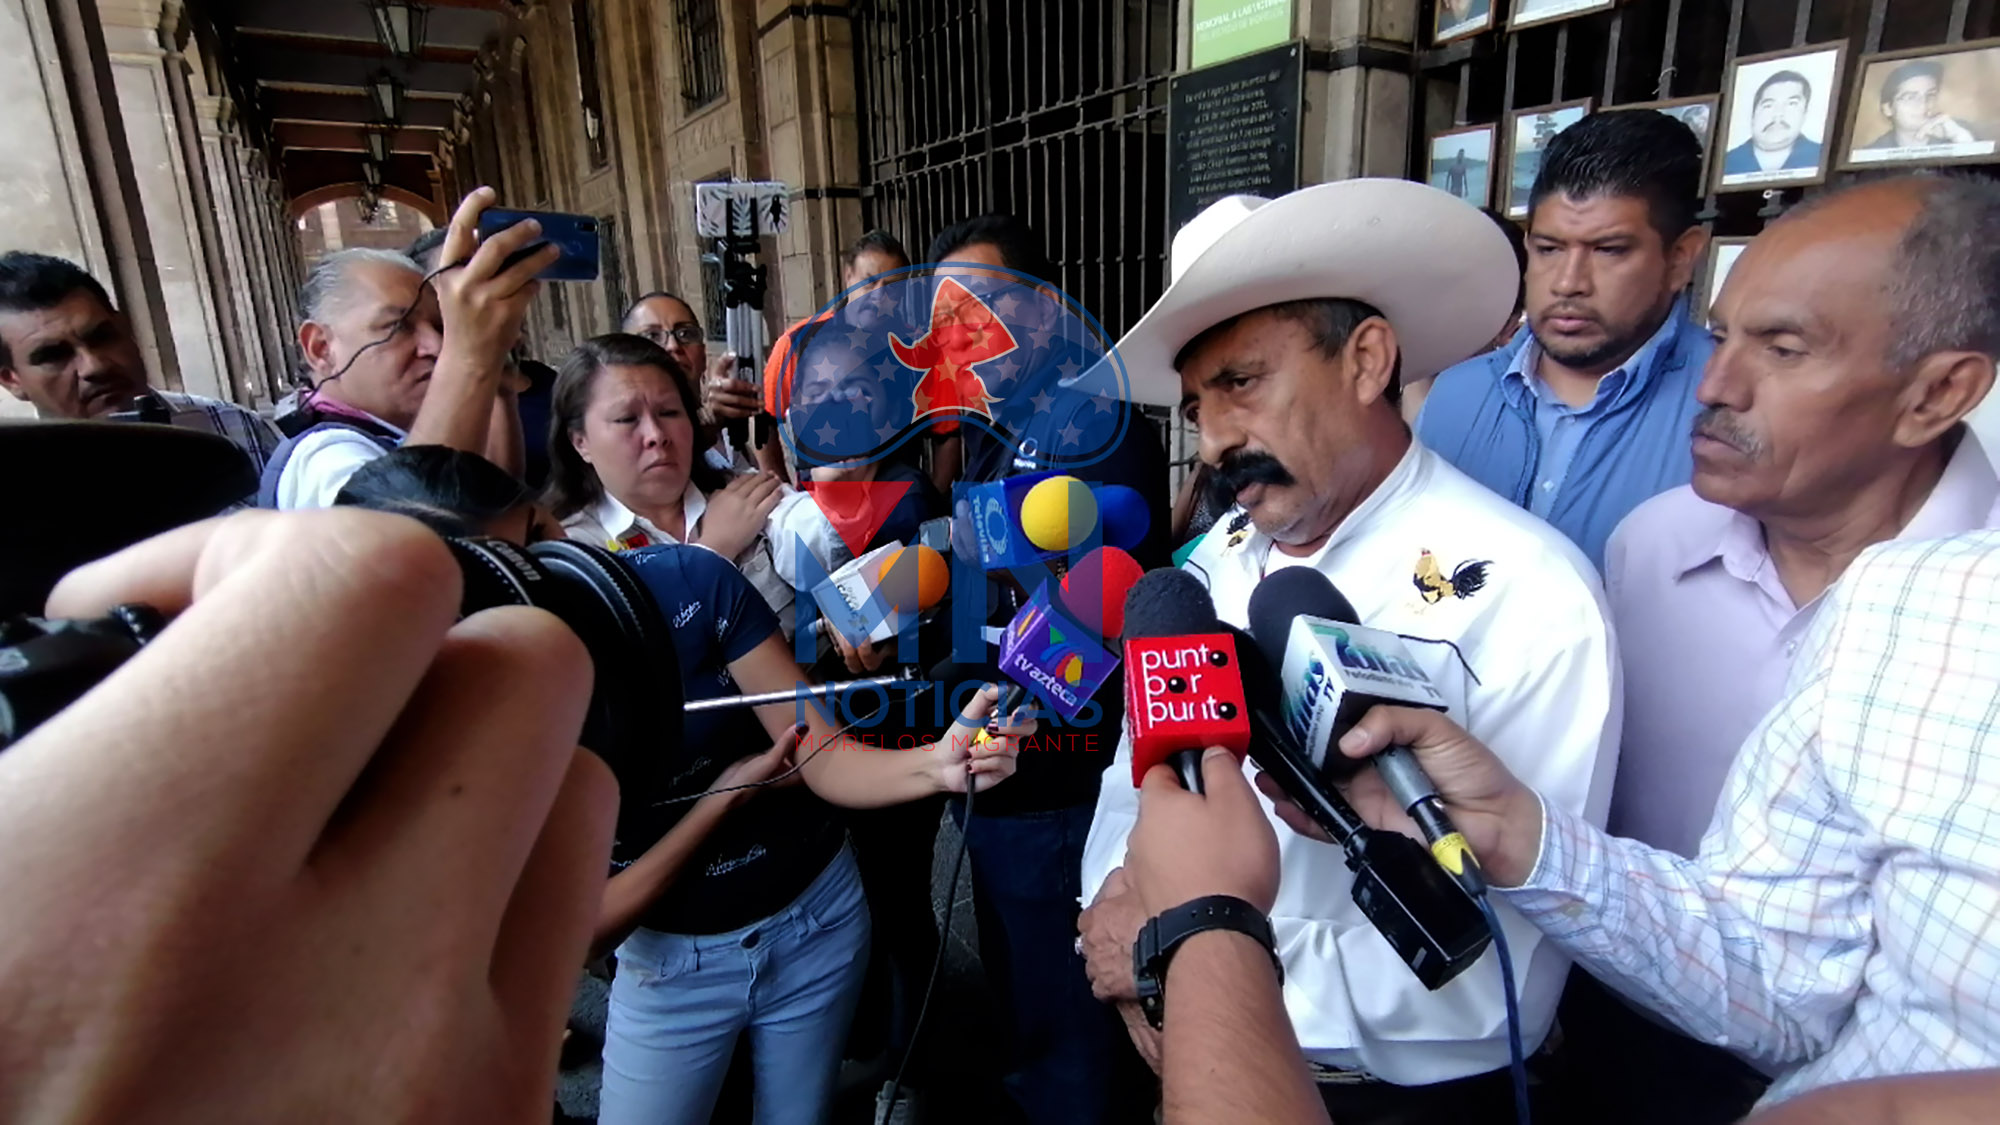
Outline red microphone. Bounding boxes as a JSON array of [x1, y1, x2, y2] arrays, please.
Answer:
[[1119, 569, 1251, 793], [1058, 546, 1144, 640]]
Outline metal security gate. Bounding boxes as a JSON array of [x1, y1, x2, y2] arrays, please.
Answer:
[[854, 0, 1182, 343], [1417, 0, 2000, 236]]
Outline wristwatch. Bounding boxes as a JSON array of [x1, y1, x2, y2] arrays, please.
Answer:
[[1132, 895, 1281, 1030]]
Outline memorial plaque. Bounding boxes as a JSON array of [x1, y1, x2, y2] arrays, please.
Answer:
[[1168, 43, 1304, 233]]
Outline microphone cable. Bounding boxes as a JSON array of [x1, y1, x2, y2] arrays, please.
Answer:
[[1477, 893, 1530, 1124], [880, 771, 973, 1121]]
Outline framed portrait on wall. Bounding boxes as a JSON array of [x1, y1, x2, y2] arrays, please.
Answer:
[[1698, 237, 1752, 323], [1434, 0, 1495, 45], [1504, 99, 1594, 218], [1623, 94, 1721, 182], [1840, 38, 2000, 170], [1510, 0, 1616, 33], [1715, 43, 1849, 192], [1427, 123, 1498, 207]]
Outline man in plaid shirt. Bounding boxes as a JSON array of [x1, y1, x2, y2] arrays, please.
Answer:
[[0, 252, 278, 485], [1280, 526, 2000, 1109]]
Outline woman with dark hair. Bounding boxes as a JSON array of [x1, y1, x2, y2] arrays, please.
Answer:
[[333, 442, 564, 543], [334, 442, 1034, 1125], [547, 334, 850, 642]]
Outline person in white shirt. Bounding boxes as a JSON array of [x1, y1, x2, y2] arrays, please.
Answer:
[[1073, 180, 1621, 1123], [0, 251, 279, 485], [548, 332, 851, 642], [262, 187, 549, 510]]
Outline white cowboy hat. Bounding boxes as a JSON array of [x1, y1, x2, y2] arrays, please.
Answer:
[[1108, 179, 1518, 407]]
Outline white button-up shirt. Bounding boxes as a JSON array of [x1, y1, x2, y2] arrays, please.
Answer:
[[562, 479, 850, 641], [1081, 440, 1622, 1085], [1604, 431, 2000, 856], [274, 408, 407, 511], [1508, 529, 2000, 1108]]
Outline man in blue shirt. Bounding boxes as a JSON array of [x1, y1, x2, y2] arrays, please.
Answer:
[[1417, 109, 1715, 569]]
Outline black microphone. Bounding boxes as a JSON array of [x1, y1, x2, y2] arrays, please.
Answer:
[[1248, 569, 1489, 899], [1129, 570, 1490, 989]]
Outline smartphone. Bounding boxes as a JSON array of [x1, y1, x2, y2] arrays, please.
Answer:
[[474, 208, 601, 282]]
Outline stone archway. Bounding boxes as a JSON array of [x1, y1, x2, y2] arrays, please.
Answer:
[[289, 184, 446, 227]]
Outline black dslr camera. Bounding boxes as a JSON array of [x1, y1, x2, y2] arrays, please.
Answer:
[[0, 537, 683, 859]]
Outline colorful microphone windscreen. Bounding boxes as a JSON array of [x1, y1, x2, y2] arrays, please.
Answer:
[[1059, 546, 1145, 639], [1019, 474, 1099, 552], [1095, 485, 1151, 551], [876, 544, 951, 612]]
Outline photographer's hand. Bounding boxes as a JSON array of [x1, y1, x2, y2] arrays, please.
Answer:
[[407, 188, 560, 457], [3, 510, 615, 1124], [703, 354, 762, 422]]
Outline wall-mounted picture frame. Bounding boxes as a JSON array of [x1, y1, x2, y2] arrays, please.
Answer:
[[1839, 38, 2000, 170], [1433, 0, 1495, 45], [1427, 123, 1498, 208], [1510, 0, 1617, 33], [1622, 94, 1721, 184], [1504, 99, 1594, 219], [1698, 237, 1752, 323], [1715, 42, 1849, 193]]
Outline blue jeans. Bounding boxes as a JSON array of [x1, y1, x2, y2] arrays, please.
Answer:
[[955, 802, 1140, 1125], [598, 846, 871, 1125]]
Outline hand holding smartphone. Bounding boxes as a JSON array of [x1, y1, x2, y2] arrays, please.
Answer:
[[474, 208, 602, 282]]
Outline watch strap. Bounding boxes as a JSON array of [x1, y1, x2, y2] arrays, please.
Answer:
[[1132, 895, 1281, 1030]]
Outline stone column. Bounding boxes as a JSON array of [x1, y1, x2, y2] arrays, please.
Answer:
[[1297, 0, 1419, 184], [97, 0, 228, 398], [757, 0, 864, 324], [193, 92, 271, 405], [233, 140, 290, 393], [0, 0, 180, 410]]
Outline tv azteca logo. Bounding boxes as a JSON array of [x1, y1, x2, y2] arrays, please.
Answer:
[[777, 263, 1134, 737]]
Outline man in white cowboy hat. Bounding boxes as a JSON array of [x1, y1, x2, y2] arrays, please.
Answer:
[[1074, 179, 1621, 1123]]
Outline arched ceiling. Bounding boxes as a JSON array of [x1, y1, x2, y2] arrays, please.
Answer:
[[210, 0, 515, 208]]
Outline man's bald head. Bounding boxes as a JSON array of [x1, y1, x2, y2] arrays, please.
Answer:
[[1694, 174, 1999, 523], [1771, 175, 2000, 371]]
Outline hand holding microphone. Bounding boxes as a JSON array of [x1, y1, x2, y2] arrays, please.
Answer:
[[1128, 747, 1282, 917], [1247, 568, 1490, 897], [1324, 708, 1545, 890]]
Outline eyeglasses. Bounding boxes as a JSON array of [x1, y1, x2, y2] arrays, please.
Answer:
[[640, 325, 704, 346]]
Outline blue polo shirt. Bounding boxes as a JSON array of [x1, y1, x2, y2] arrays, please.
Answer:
[[618, 543, 844, 935], [1416, 298, 1712, 570], [1503, 321, 1665, 519]]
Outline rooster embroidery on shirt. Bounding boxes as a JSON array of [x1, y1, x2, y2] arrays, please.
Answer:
[[1413, 550, 1492, 604]]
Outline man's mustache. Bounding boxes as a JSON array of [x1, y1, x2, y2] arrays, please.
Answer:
[[1692, 407, 1763, 458], [1213, 450, 1296, 498]]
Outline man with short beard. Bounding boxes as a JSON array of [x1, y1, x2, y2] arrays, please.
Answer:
[[1418, 110, 1713, 569], [1074, 181, 1619, 1123]]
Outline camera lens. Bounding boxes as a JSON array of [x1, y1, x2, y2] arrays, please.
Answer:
[[447, 538, 683, 864]]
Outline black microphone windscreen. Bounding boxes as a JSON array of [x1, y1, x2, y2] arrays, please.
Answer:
[[1247, 567, 1357, 665], [1121, 568, 1217, 640]]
